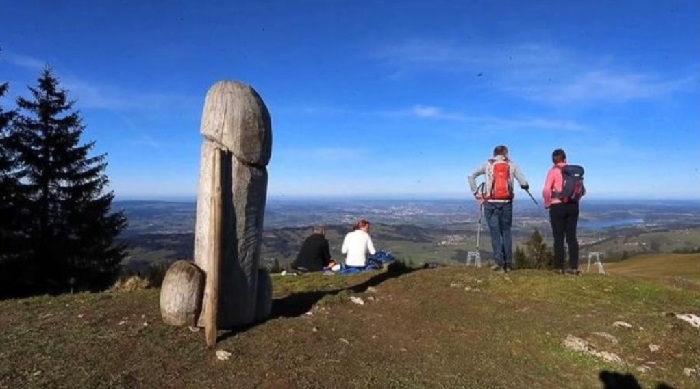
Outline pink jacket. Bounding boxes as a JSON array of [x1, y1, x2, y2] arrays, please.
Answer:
[[542, 162, 567, 208]]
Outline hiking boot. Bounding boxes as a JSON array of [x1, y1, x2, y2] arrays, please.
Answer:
[[504, 264, 513, 273], [565, 269, 581, 276]]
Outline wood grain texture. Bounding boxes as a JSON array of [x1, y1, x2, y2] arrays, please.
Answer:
[[203, 148, 222, 347]]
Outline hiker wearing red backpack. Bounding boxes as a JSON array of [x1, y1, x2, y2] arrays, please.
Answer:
[[468, 145, 529, 273], [542, 149, 585, 275]]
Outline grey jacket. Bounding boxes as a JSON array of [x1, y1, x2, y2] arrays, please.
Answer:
[[467, 155, 529, 202]]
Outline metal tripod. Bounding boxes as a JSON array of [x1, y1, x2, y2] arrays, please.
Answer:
[[587, 252, 607, 274]]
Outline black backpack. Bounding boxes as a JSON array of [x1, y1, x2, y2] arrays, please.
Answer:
[[556, 165, 585, 203]]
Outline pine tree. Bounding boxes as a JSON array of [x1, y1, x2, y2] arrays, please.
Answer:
[[514, 230, 554, 270], [513, 245, 528, 269], [0, 77, 26, 296], [525, 230, 553, 269], [0, 80, 15, 235], [12, 68, 127, 294], [269, 258, 282, 273]]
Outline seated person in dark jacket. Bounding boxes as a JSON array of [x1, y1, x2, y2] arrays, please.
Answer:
[[291, 225, 333, 272]]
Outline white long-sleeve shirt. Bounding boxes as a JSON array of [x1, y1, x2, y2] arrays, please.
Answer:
[[341, 229, 376, 267]]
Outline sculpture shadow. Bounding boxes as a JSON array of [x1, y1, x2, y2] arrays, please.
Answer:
[[216, 262, 420, 342], [270, 262, 420, 319], [599, 370, 675, 389]]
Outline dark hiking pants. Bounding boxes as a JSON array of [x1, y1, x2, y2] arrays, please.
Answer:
[[549, 202, 580, 270]]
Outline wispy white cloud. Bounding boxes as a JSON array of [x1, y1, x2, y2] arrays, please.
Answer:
[[3, 52, 197, 112], [386, 104, 586, 131], [386, 105, 467, 120], [525, 71, 696, 104], [469, 116, 586, 132], [374, 40, 696, 104], [375, 39, 476, 70], [274, 105, 349, 115], [62, 77, 197, 112], [280, 147, 369, 162], [130, 135, 163, 151], [311, 147, 367, 160], [3, 52, 46, 70]]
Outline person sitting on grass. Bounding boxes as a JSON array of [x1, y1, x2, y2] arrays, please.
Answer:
[[341, 219, 376, 269], [291, 225, 333, 273]]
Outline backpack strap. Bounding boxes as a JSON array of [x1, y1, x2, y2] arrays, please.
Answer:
[[551, 165, 565, 198]]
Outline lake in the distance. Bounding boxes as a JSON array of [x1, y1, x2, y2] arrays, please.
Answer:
[[579, 218, 645, 230]]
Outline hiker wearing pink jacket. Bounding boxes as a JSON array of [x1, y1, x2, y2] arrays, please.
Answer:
[[542, 149, 585, 275]]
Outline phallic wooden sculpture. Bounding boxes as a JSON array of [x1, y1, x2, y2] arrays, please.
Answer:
[[160, 81, 273, 345]]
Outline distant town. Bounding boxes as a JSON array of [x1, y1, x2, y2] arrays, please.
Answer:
[[118, 199, 700, 272]]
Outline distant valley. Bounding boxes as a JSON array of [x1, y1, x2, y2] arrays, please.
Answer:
[[117, 199, 700, 272]]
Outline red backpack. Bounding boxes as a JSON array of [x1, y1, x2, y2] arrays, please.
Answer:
[[488, 159, 513, 200]]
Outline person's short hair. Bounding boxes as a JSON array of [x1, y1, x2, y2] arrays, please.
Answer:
[[353, 219, 370, 231], [313, 225, 326, 235], [552, 148, 567, 163], [493, 145, 508, 157]]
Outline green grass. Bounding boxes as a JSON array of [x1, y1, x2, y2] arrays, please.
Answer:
[[606, 253, 700, 289], [586, 229, 700, 255], [1, 260, 699, 388]]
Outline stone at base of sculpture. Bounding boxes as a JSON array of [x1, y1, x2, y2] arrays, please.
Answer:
[[160, 260, 204, 327]]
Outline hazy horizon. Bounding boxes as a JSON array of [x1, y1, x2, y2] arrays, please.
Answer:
[[113, 195, 700, 203]]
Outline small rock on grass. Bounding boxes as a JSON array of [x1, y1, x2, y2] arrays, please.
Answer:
[[350, 296, 365, 305], [649, 344, 660, 352], [563, 335, 622, 364], [675, 313, 700, 328], [367, 286, 377, 293], [464, 286, 481, 292], [339, 338, 350, 345], [216, 350, 232, 361], [612, 321, 633, 329], [683, 367, 698, 377], [592, 332, 619, 344], [636, 365, 651, 373]]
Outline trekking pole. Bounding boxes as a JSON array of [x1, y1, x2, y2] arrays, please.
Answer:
[[474, 183, 485, 252], [475, 202, 483, 252], [473, 202, 484, 267], [525, 189, 550, 222]]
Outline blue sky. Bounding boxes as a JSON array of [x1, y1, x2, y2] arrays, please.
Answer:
[[2, 0, 699, 200]]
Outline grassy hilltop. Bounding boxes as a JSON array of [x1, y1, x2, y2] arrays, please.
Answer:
[[1, 255, 699, 389]]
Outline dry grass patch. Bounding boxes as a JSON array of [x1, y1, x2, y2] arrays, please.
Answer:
[[606, 253, 700, 289]]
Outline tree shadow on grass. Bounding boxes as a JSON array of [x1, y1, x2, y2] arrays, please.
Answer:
[[599, 370, 675, 389]]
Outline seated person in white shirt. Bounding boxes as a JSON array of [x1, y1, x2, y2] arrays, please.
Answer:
[[341, 219, 376, 268]]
